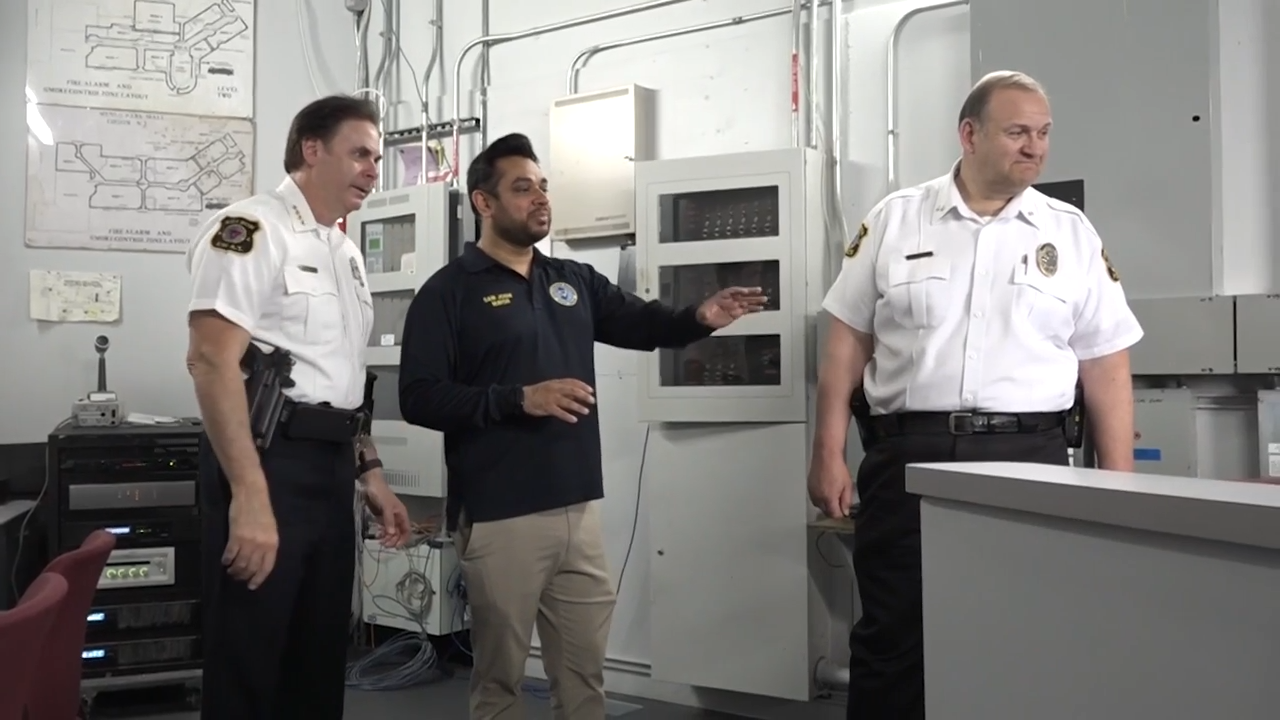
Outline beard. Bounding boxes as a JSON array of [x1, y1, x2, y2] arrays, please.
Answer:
[[493, 213, 545, 248]]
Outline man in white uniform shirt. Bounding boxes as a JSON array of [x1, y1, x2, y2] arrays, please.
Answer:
[[808, 71, 1143, 720], [185, 95, 411, 720]]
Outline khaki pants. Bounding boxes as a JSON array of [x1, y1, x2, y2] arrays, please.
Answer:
[[456, 500, 616, 719]]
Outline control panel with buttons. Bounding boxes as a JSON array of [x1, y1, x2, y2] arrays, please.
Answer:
[[97, 547, 175, 589]]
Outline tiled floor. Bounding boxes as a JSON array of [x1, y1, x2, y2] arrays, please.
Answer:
[[107, 676, 748, 719]]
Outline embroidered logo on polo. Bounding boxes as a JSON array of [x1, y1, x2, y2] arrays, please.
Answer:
[[549, 282, 578, 307]]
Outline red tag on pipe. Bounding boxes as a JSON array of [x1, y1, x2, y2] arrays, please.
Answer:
[[790, 52, 800, 113]]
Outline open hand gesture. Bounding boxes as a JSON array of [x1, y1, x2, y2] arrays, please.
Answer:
[[696, 286, 769, 329]]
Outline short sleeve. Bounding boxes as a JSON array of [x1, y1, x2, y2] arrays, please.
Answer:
[[821, 213, 882, 333], [186, 213, 281, 332], [1069, 222, 1144, 360]]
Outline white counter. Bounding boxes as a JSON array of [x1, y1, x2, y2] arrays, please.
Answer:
[[907, 462, 1280, 720]]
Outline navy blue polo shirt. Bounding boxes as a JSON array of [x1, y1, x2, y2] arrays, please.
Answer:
[[398, 243, 712, 530]]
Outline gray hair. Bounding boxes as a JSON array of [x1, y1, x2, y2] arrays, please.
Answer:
[[957, 71, 1048, 128]]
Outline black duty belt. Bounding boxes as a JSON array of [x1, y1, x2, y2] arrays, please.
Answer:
[[869, 411, 1065, 438], [278, 399, 364, 444]]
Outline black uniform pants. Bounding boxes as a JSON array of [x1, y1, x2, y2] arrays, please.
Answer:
[[198, 433, 356, 720], [846, 427, 1070, 720]]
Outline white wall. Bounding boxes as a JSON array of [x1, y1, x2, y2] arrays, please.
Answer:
[[0, 1, 356, 443]]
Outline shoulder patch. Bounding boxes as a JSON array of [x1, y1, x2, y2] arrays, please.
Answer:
[[210, 215, 260, 255], [845, 222, 868, 258], [1101, 247, 1120, 282]]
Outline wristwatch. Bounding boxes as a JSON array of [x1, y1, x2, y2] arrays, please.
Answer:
[[357, 450, 383, 476]]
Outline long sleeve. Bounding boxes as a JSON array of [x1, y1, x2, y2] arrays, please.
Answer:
[[582, 263, 713, 351], [397, 282, 524, 432]]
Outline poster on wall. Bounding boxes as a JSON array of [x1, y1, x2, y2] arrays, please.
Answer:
[[24, 104, 255, 253], [26, 0, 256, 119]]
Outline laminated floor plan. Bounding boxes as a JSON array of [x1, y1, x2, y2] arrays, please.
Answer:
[[25, 105, 255, 253], [27, 0, 254, 117]]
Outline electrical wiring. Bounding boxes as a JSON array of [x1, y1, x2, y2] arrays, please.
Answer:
[[8, 477, 47, 599], [372, 0, 456, 182], [9, 421, 62, 600], [345, 510, 451, 691], [615, 423, 650, 596], [345, 628, 445, 690]]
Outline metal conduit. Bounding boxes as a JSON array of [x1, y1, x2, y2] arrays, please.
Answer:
[[807, 0, 820, 148], [448, 0, 698, 186], [566, 3, 831, 97], [886, 0, 967, 191], [830, 0, 843, 219]]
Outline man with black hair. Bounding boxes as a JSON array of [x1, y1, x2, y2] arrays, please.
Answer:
[[186, 94, 412, 720], [398, 132, 767, 718]]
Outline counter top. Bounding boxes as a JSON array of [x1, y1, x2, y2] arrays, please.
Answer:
[[906, 462, 1280, 551]]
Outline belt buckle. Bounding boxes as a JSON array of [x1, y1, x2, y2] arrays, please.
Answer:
[[947, 412, 975, 435]]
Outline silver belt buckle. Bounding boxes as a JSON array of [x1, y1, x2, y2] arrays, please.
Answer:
[[947, 412, 975, 435]]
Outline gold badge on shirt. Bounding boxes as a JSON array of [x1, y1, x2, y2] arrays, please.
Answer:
[[349, 257, 365, 287], [845, 222, 868, 258], [1102, 247, 1120, 282], [1035, 243, 1058, 277]]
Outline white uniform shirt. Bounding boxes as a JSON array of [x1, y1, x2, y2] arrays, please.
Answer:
[[822, 164, 1144, 414], [186, 177, 374, 410]]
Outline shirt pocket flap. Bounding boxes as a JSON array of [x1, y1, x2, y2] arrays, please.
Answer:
[[1011, 267, 1071, 303], [283, 265, 339, 297], [887, 256, 951, 287]]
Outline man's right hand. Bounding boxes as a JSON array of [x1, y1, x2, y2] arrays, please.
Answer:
[[808, 457, 855, 519], [522, 379, 596, 423], [223, 483, 279, 590]]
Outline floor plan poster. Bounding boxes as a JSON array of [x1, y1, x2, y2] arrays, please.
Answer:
[[25, 105, 255, 253], [27, 0, 255, 118]]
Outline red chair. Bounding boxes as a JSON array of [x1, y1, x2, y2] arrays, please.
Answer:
[[25, 530, 118, 720], [0, 573, 69, 720]]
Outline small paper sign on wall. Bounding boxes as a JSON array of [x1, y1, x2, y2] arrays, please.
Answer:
[[29, 269, 122, 323]]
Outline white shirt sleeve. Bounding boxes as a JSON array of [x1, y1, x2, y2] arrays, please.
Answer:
[[821, 210, 883, 333], [1069, 221, 1144, 360], [187, 213, 281, 332]]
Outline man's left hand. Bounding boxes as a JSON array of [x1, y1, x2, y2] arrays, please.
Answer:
[[362, 470, 412, 548], [696, 286, 769, 329]]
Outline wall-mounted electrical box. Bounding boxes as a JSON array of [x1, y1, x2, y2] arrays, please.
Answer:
[[345, 182, 469, 366], [632, 147, 823, 424], [549, 84, 656, 241], [1256, 390, 1280, 478], [1235, 295, 1280, 374], [1132, 388, 1197, 477], [345, 183, 466, 500], [1127, 297, 1235, 375]]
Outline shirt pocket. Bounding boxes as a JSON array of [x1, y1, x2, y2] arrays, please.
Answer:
[[282, 265, 343, 345], [1010, 263, 1075, 341], [885, 255, 951, 329]]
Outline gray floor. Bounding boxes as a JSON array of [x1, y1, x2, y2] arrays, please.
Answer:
[[119, 676, 746, 719]]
